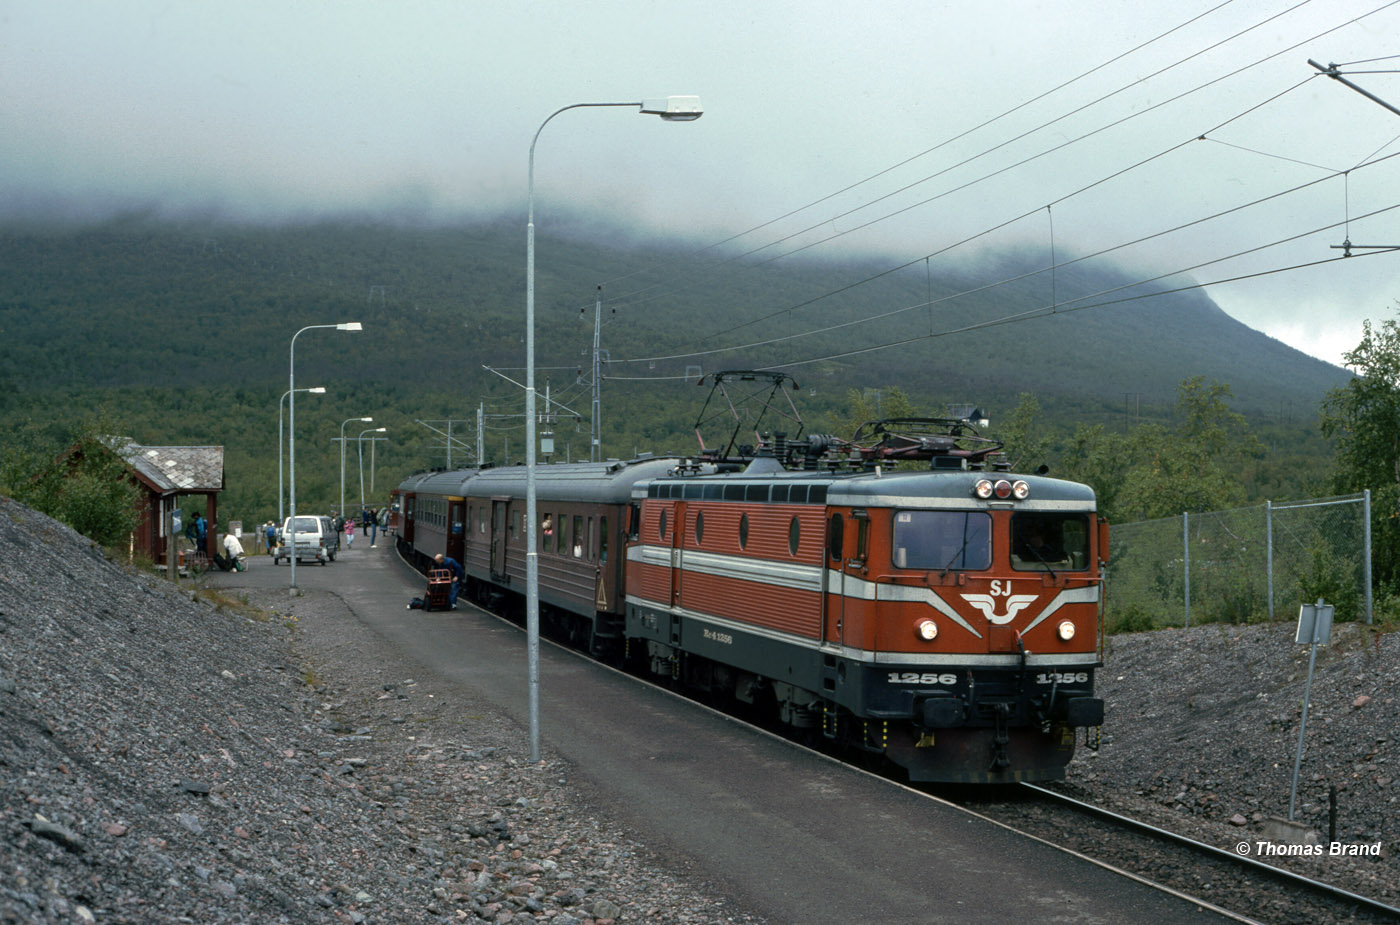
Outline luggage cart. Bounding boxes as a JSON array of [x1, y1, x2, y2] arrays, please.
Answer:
[[425, 568, 453, 611]]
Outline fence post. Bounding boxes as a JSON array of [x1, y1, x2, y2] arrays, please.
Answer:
[[1363, 489, 1373, 624], [1183, 511, 1191, 628], [1266, 500, 1274, 621]]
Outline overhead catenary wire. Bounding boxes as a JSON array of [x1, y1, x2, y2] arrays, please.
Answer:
[[609, 94, 1400, 371], [590, 0, 1389, 327], [589, 0, 1400, 373], [591, 0, 1252, 296], [531, 1, 1400, 388], [600, 191, 1400, 379]]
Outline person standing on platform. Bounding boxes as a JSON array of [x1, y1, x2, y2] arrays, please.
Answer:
[[433, 553, 464, 609]]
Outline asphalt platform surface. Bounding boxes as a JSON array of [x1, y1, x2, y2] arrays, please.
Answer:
[[211, 537, 1230, 924]]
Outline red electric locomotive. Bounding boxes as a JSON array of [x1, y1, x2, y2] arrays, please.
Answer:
[[624, 427, 1106, 783]]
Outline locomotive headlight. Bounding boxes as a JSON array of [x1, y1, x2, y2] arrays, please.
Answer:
[[974, 479, 994, 499], [1012, 480, 1030, 500], [1057, 620, 1076, 641], [916, 619, 939, 641]]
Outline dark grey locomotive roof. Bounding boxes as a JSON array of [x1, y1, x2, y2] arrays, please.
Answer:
[[828, 469, 1097, 509], [454, 457, 682, 504], [641, 466, 1097, 510]]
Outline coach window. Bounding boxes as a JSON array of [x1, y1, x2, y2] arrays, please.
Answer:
[[587, 516, 594, 560], [892, 511, 991, 570], [511, 509, 519, 540], [572, 515, 584, 557], [479, 506, 487, 534], [541, 513, 554, 552], [558, 515, 569, 555], [827, 513, 844, 561], [788, 517, 801, 556], [627, 504, 641, 541], [600, 517, 609, 563], [695, 511, 705, 545]]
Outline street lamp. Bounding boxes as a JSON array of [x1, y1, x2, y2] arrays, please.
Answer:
[[289, 322, 362, 591], [358, 426, 386, 510], [341, 416, 373, 522], [280, 387, 325, 525], [524, 96, 703, 762]]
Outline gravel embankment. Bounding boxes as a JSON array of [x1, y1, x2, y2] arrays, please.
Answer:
[[1065, 617, 1399, 905], [0, 497, 759, 924], [1, 494, 1396, 922]]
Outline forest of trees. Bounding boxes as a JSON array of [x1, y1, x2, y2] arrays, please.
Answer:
[[5, 219, 1391, 595]]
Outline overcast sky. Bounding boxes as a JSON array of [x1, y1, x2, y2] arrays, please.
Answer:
[[3, 0, 1399, 367]]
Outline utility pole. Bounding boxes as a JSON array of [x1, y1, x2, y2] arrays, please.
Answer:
[[592, 285, 603, 461], [414, 420, 475, 468]]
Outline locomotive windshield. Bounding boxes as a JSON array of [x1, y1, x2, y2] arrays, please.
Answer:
[[1011, 513, 1091, 571], [892, 511, 991, 570]]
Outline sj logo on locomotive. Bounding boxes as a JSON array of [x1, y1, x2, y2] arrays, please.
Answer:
[[961, 581, 1040, 625]]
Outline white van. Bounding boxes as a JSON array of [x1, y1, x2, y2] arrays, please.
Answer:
[[274, 515, 335, 565]]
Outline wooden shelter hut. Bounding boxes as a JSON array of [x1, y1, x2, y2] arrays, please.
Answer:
[[108, 440, 225, 564]]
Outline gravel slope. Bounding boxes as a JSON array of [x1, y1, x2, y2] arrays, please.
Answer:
[[1, 495, 1395, 922], [0, 498, 758, 924], [1065, 617, 1399, 906]]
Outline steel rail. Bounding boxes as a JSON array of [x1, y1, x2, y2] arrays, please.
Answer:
[[1022, 782, 1400, 920]]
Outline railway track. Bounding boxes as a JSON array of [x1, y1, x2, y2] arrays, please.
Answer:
[[943, 782, 1400, 924], [443, 549, 1397, 922]]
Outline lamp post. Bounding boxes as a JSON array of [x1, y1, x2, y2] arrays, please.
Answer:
[[289, 322, 362, 591], [358, 427, 386, 511], [341, 416, 373, 522], [524, 96, 702, 762], [280, 387, 325, 525]]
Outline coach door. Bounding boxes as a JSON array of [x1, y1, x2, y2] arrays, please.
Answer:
[[447, 500, 466, 563], [669, 501, 686, 606], [491, 499, 508, 578]]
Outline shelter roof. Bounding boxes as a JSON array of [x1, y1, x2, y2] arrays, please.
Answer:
[[108, 439, 225, 493]]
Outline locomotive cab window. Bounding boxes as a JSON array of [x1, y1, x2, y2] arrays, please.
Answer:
[[892, 511, 991, 570], [1011, 513, 1090, 571]]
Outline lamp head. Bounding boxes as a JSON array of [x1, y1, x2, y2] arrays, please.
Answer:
[[337, 322, 363, 332], [308, 387, 327, 394], [641, 95, 703, 121], [361, 416, 374, 422]]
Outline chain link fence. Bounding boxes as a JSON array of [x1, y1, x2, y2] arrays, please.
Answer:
[[1105, 492, 1372, 632]]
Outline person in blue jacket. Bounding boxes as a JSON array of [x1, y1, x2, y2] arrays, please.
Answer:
[[433, 553, 464, 609]]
